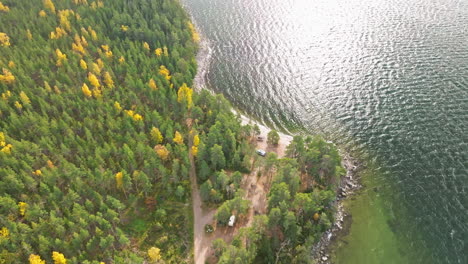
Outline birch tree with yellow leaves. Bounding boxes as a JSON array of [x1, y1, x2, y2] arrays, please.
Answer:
[[29, 254, 45, 264], [88, 72, 100, 88], [43, 0, 56, 13], [52, 251, 67, 264]]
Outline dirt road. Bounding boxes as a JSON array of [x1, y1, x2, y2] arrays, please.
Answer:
[[189, 138, 217, 264]]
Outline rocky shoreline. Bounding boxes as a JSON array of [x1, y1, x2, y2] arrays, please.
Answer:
[[314, 152, 363, 264]]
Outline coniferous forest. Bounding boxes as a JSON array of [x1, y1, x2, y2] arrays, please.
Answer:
[[0, 0, 345, 263]]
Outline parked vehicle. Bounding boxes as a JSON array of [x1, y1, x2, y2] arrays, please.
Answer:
[[228, 215, 236, 227], [256, 149, 266, 157]]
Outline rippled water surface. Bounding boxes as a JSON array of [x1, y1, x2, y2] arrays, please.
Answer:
[[180, 0, 468, 263]]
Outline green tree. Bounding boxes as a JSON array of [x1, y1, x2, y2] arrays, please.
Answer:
[[200, 180, 213, 202], [267, 130, 280, 146], [215, 202, 231, 226], [210, 144, 226, 170], [268, 182, 291, 208]]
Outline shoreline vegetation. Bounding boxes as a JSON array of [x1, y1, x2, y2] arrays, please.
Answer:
[[0, 0, 361, 263]]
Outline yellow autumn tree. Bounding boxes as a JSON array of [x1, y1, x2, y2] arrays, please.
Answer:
[[72, 42, 85, 56], [55, 49, 67, 67], [148, 78, 157, 90], [50, 27, 67, 40], [0, 132, 11, 153], [177, 83, 193, 108], [89, 28, 97, 40], [120, 25, 129, 32], [143, 42, 150, 51], [159, 65, 171, 81], [118, 56, 125, 64], [0, 132, 5, 146], [1, 144, 12, 154], [187, 22, 200, 43], [101, 45, 113, 58], [0, 68, 15, 84], [33, 170, 42, 176], [26, 29, 33, 40], [29, 254, 45, 264], [194, 134, 200, 146], [1, 91, 10, 100], [43, 0, 56, 13], [47, 160, 55, 168], [115, 172, 123, 189], [0, 32, 11, 47], [148, 247, 162, 262], [154, 145, 169, 161], [54, 85, 62, 94], [173, 131, 183, 145], [132, 113, 143, 121], [81, 36, 88, 46], [114, 101, 122, 111], [0, 227, 9, 238], [81, 83, 92, 97], [150, 127, 163, 144], [124, 109, 143, 121], [42, 81, 51, 92], [191, 146, 198, 157], [73, 0, 88, 6], [39, 10, 47, 17], [125, 110, 135, 118], [91, 62, 101, 75], [313, 212, 320, 221], [58, 9, 74, 32], [8, 61, 15, 68], [14, 101, 23, 110], [103, 72, 114, 88], [88, 72, 100, 88], [18, 202, 27, 216], [0, 2, 10, 12], [92, 88, 102, 99], [20, 91, 31, 105], [52, 251, 67, 264], [80, 59, 87, 70], [154, 48, 162, 56]]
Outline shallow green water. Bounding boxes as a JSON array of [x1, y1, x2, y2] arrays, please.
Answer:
[[332, 166, 422, 263], [181, 0, 468, 263]]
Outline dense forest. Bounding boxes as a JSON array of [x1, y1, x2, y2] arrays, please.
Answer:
[[0, 0, 203, 263], [0, 0, 344, 263]]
